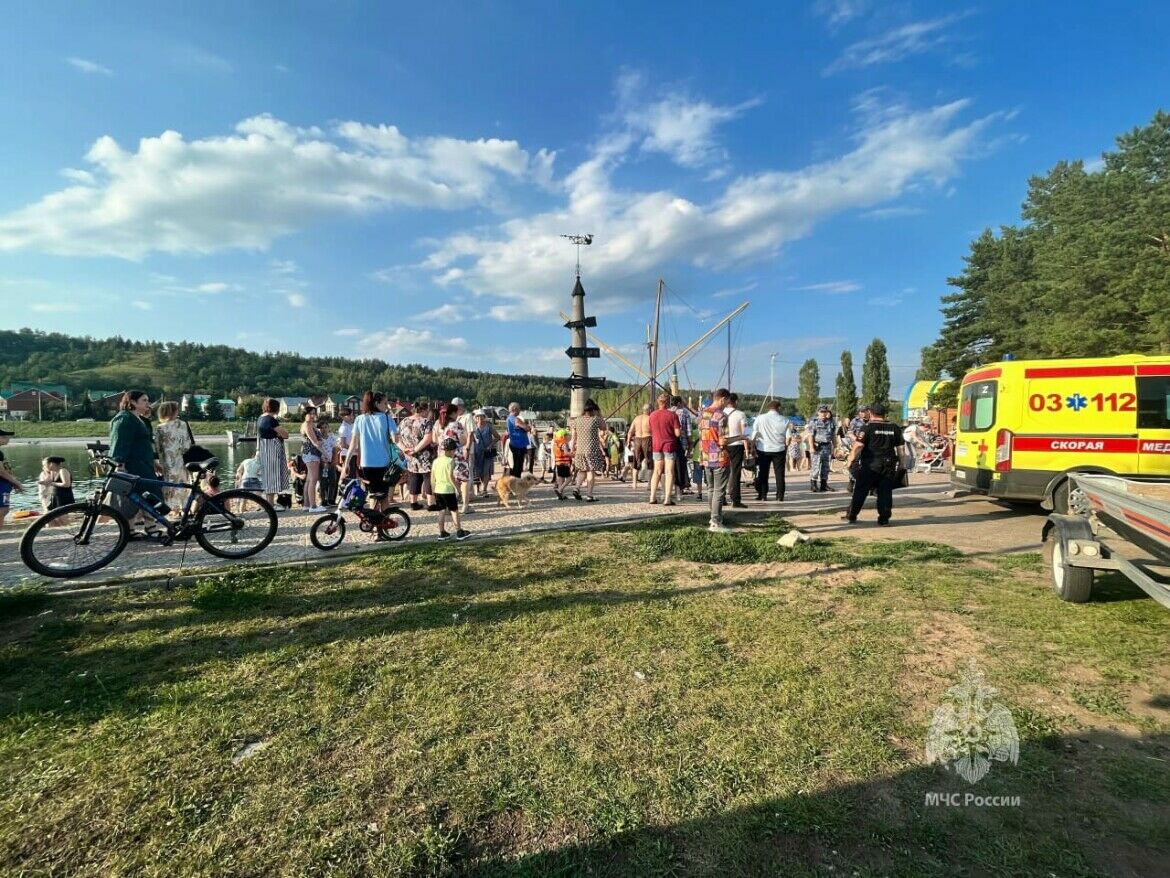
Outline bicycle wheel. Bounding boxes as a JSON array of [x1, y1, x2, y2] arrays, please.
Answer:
[[310, 514, 346, 550], [194, 490, 278, 559], [20, 502, 129, 578], [376, 507, 411, 542]]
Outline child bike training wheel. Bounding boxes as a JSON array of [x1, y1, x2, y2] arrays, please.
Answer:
[[194, 490, 278, 559], [310, 514, 347, 551], [20, 502, 130, 578]]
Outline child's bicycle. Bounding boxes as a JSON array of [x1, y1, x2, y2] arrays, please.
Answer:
[[308, 478, 411, 550]]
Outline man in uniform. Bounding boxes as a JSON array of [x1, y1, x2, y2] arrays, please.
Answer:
[[807, 405, 838, 492], [843, 401, 905, 525]]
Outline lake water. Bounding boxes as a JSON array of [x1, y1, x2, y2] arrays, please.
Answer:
[[1, 438, 280, 513]]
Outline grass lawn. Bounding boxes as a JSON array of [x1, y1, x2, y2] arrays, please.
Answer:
[[4, 420, 248, 439], [1, 518, 1168, 876]]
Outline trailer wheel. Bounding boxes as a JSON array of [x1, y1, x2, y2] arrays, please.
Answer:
[[1050, 537, 1093, 603], [1052, 478, 1090, 517]]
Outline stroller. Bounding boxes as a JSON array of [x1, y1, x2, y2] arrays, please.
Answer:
[[915, 437, 952, 474]]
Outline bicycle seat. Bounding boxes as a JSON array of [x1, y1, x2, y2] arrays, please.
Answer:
[[185, 457, 219, 473]]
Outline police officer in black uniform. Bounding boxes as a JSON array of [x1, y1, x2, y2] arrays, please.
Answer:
[[842, 401, 905, 525], [807, 405, 837, 492]]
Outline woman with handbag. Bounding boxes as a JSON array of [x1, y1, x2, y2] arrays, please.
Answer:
[[470, 409, 500, 498], [256, 398, 290, 506], [841, 402, 906, 526], [341, 391, 400, 512], [153, 401, 193, 509]]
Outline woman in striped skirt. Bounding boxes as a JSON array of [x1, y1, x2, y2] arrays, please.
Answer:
[[256, 398, 290, 504]]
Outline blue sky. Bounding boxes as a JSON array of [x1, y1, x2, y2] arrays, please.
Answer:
[[1, 1, 1166, 396]]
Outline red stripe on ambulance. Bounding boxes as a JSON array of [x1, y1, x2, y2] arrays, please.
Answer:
[[1023, 365, 1135, 379], [962, 367, 1002, 384], [1013, 436, 1138, 453], [1136, 364, 1170, 377]]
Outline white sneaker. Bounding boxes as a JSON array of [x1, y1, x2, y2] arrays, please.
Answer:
[[708, 523, 733, 533], [307, 506, 326, 513]]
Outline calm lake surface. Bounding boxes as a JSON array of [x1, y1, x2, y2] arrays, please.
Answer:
[[2, 439, 281, 513]]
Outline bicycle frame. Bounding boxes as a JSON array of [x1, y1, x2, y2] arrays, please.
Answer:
[[93, 468, 214, 541]]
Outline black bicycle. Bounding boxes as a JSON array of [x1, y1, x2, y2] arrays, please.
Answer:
[[20, 444, 278, 578]]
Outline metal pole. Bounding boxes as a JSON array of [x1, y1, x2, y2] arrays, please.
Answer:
[[726, 322, 732, 390], [649, 278, 663, 408]]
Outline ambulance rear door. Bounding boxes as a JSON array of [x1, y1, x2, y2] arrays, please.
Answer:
[[1137, 368, 1170, 475]]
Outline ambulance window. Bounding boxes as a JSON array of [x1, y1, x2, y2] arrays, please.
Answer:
[[959, 381, 997, 432], [1137, 377, 1170, 429]]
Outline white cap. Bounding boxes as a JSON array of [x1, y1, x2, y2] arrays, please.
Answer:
[[451, 397, 465, 407]]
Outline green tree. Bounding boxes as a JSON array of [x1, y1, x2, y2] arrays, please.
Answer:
[[237, 397, 263, 420], [834, 350, 858, 417], [861, 339, 890, 407], [205, 396, 225, 421], [796, 358, 820, 419]]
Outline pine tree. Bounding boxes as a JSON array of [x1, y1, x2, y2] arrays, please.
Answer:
[[861, 339, 890, 408], [835, 351, 858, 417], [205, 396, 225, 421], [797, 359, 821, 419]]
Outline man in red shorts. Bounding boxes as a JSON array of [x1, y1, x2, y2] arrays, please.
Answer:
[[647, 392, 682, 505]]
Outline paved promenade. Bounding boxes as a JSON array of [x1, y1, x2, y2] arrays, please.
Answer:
[[0, 470, 1035, 591]]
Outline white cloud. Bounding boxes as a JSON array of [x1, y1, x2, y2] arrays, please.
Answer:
[[795, 280, 861, 293], [628, 94, 761, 170], [61, 168, 96, 185], [274, 64, 290, 74], [287, 293, 307, 307], [130, 299, 154, 310], [0, 114, 555, 259], [359, 327, 469, 358], [614, 72, 759, 172], [812, 0, 870, 30], [30, 302, 82, 313], [424, 95, 997, 320], [411, 303, 466, 324], [712, 281, 758, 299], [825, 13, 972, 74], [270, 259, 298, 275], [866, 294, 903, 306], [333, 328, 361, 337], [179, 47, 233, 73], [197, 282, 230, 294], [860, 205, 925, 220], [67, 57, 114, 76]]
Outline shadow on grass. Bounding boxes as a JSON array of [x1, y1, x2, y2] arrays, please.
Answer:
[[459, 728, 1170, 878]]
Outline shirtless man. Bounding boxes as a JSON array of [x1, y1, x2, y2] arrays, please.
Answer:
[[626, 404, 653, 489]]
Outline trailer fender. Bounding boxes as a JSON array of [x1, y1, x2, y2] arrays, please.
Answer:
[[1043, 468, 1114, 513]]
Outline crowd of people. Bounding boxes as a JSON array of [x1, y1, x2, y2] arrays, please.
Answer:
[[0, 387, 930, 537]]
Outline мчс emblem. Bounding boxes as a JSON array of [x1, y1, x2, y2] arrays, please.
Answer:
[[925, 660, 1019, 784]]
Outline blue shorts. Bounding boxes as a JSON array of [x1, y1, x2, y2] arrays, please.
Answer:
[[652, 450, 676, 461], [0, 487, 10, 509]]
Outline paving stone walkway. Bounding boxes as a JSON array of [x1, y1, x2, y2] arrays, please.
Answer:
[[0, 471, 968, 591]]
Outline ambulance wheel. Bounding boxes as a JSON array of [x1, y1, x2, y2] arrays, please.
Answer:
[[1052, 479, 1089, 517], [1049, 537, 1093, 603]]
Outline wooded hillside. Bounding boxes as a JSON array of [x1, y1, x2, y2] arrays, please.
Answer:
[[921, 110, 1170, 401]]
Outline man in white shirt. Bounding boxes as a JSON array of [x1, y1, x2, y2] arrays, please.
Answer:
[[751, 400, 792, 501], [724, 392, 750, 507]]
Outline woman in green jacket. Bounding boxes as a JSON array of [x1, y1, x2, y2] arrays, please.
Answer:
[[109, 390, 160, 481]]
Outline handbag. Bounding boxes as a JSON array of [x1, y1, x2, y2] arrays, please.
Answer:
[[182, 421, 215, 465]]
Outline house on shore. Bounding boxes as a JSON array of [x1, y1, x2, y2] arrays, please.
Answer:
[[0, 383, 68, 419]]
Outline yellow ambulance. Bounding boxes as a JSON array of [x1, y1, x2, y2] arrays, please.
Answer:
[[951, 354, 1170, 512]]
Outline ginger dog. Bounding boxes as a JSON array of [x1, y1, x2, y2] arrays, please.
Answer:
[[496, 474, 538, 508]]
